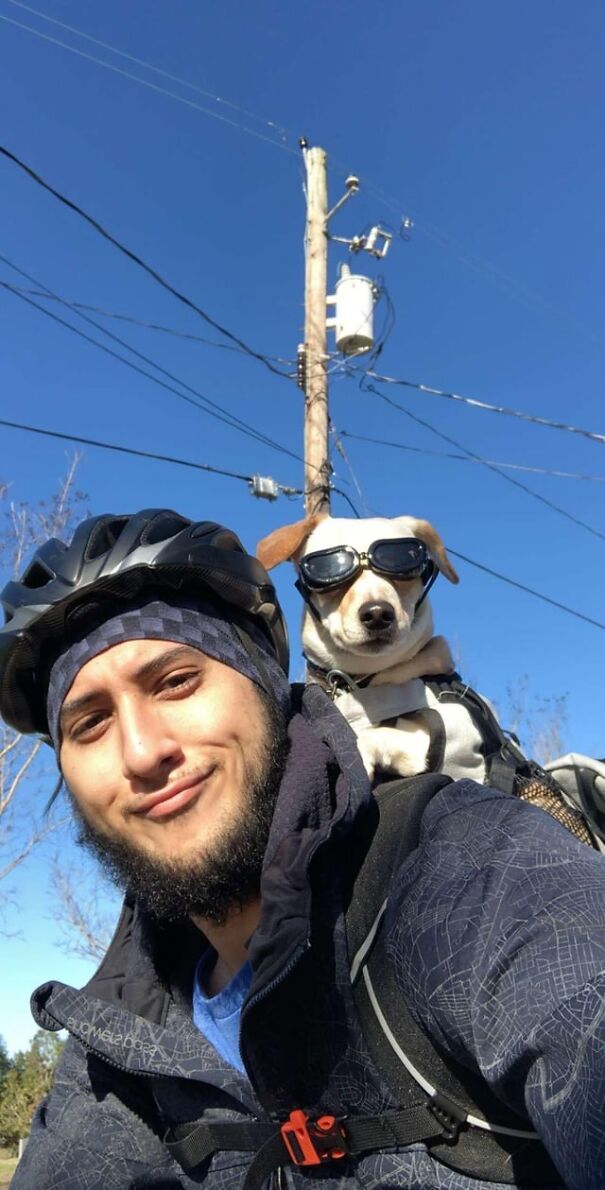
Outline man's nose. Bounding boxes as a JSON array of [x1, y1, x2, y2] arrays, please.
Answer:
[[119, 700, 182, 780]]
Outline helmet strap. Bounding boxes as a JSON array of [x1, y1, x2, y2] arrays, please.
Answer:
[[231, 622, 287, 711], [43, 773, 64, 816]]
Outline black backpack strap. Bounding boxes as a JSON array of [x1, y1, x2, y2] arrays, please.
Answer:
[[425, 677, 598, 849], [346, 775, 562, 1186], [166, 1102, 464, 1186], [346, 773, 452, 958], [425, 675, 528, 795]]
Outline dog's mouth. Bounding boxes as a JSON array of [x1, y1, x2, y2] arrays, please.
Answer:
[[358, 635, 395, 651], [344, 628, 398, 653]]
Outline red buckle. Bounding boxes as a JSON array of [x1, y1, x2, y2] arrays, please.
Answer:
[[280, 1110, 348, 1166]]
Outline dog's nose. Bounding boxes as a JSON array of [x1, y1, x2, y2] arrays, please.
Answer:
[[358, 601, 396, 631]]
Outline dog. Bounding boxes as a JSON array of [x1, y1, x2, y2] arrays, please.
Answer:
[[257, 513, 464, 780]]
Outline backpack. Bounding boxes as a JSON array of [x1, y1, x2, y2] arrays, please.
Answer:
[[325, 668, 600, 853], [345, 773, 565, 1187], [423, 675, 599, 849], [169, 767, 593, 1187], [544, 753, 605, 852]]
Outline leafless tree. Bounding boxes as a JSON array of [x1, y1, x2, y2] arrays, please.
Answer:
[[503, 675, 568, 766], [0, 458, 87, 915], [49, 857, 117, 962]]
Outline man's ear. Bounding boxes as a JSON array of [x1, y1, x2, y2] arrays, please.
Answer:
[[257, 515, 324, 571], [404, 517, 459, 584]]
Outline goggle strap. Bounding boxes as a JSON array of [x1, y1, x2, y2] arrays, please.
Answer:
[[295, 576, 324, 624], [415, 562, 438, 611]]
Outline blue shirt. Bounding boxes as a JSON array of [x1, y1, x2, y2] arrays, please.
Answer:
[[192, 953, 252, 1074]]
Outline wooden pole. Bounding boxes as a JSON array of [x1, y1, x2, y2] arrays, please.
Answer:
[[303, 146, 330, 517]]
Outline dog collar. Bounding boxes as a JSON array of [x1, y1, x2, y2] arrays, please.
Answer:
[[304, 657, 375, 698]]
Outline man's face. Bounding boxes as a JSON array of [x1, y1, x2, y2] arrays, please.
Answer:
[[59, 638, 287, 922]]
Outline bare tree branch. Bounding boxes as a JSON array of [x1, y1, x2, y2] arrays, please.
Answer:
[[0, 739, 41, 816], [0, 731, 23, 764], [50, 452, 80, 534], [0, 458, 88, 908], [0, 815, 67, 884], [50, 858, 117, 962], [502, 675, 569, 766]]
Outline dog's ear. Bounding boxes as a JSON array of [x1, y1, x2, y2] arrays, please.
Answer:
[[257, 515, 323, 571], [405, 518, 459, 584]]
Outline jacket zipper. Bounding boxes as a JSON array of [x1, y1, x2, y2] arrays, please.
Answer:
[[239, 945, 308, 1099]]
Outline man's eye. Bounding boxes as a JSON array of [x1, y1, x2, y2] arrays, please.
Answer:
[[71, 712, 107, 741], [160, 671, 199, 693]]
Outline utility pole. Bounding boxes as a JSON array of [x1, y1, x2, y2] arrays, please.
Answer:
[[302, 144, 330, 517], [299, 140, 396, 517]]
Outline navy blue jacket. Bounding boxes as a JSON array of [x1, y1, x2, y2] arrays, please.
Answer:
[[13, 687, 605, 1189]]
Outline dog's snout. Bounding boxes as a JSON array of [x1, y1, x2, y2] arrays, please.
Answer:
[[358, 601, 396, 631]]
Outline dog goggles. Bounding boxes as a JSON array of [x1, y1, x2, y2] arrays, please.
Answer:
[[298, 537, 431, 593]]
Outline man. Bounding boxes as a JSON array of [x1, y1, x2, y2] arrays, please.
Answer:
[[2, 507, 605, 1190]]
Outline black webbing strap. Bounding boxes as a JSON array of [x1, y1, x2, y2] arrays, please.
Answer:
[[341, 1103, 453, 1150], [166, 1118, 275, 1169], [167, 1102, 456, 1187], [488, 751, 517, 795], [426, 676, 523, 796]]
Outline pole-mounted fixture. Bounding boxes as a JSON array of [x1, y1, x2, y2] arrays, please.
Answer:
[[300, 144, 403, 515]]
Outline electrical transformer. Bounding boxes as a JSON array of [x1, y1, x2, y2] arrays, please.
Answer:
[[335, 271, 374, 354]]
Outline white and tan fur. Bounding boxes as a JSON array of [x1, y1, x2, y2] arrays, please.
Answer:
[[258, 514, 460, 780]]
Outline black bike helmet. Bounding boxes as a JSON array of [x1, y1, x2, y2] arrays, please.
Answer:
[[0, 508, 289, 735]]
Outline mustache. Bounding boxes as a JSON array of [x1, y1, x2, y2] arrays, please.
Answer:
[[122, 763, 219, 817]]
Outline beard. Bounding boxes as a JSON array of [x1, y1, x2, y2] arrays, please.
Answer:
[[68, 690, 289, 926]]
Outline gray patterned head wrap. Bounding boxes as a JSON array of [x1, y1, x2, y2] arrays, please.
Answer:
[[46, 595, 290, 752]]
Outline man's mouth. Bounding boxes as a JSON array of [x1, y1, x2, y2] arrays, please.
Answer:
[[130, 769, 216, 820]]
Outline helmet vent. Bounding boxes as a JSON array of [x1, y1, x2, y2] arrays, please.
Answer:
[[21, 560, 54, 589], [141, 512, 189, 546], [84, 517, 129, 561]]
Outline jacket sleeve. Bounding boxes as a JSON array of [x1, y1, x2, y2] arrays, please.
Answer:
[[389, 778, 605, 1190], [12, 1035, 183, 1189], [522, 975, 605, 1189]]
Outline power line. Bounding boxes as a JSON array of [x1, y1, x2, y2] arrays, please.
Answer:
[[4, 0, 601, 362], [446, 549, 605, 632], [329, 422, 370, 514], [0, 8, 297, 158], [338, 429, 605, 483], [365, 382, 605, 543], [0, 254, 299, 462], [0, 414, 302, 494], [0, 143, 293, 380], [330, 485, 361, 518], [2, 284, 296, 364], [359, 179, 605, 358], [0, 279, 284, 457], [0, 279, 305, 466], [362, 496, 605, 631], [3, 375, 598, 633], [359, 367, 605, 447], [6, 0, 292, 145]]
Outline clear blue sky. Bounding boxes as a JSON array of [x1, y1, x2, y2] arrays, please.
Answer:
[[1, 0, 604, 1053]]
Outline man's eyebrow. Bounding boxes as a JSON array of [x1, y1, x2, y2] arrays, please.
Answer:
[[60, 645, 204, 726], [60, 690, 103, 726], [132, 644, 204, 682]]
